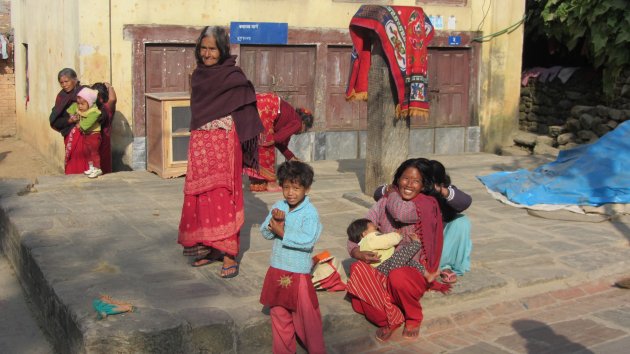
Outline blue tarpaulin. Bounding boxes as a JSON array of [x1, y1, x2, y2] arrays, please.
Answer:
[[477, 120, 630, 207]]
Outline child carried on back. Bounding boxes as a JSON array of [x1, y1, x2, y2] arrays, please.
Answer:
[[346, 218, 425, 276]]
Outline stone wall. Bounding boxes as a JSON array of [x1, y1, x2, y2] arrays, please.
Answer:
[[0, 0, 15, 136], [514, 67, 629, 155]]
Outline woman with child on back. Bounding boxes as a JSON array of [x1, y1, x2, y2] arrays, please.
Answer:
[[347, 158, 449, 342]]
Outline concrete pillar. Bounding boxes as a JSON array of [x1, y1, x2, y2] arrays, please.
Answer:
[[365, 40, 410, 195]]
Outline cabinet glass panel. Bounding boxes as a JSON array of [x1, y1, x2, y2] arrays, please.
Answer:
[[172, 136, 190, 162], [171, 106, 191, 135]]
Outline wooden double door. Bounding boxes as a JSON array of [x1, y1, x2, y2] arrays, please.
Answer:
[[144, 44, 472, 131]]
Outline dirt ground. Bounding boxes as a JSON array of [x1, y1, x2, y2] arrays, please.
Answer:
[[0, 133, 62, 181]]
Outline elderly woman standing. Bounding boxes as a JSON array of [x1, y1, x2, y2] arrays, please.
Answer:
[[177, 26, 263, 278], [49, 68, 88, 174]]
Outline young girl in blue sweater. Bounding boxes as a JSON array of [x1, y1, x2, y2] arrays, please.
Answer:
[[259, 160, 326, 354]]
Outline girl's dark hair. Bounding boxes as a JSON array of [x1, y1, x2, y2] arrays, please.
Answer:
[[91, 83, 109, 110], [296, 108, 314, 131], [276, 160, 314, 189], [57, 68, 77, 81], [194, 26, 231, 65], [429, 160, 451, 186], [391, 158, 438, 197], [346, 218, 371, 243]]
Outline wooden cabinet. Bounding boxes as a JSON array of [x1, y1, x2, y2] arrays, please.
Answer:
[[146, 92, 191, 178]]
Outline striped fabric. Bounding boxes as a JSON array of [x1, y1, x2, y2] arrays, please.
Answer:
[[346, 261, 404, 327]]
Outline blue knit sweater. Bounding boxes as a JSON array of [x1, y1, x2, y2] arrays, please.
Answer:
[[260, 196, 322, 274]]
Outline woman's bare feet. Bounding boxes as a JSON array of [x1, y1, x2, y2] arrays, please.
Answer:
[[402, 323, 420, 340], [375, 323, 401, 342]]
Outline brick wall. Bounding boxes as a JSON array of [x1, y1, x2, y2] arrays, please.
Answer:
[[0, 0, 15, 136]]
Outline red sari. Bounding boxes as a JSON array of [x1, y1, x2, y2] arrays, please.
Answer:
[[247, 93, 302, 191], [250, 93, 281, 185], [64, 126, 89, 174], [177, 121, 244, 257]]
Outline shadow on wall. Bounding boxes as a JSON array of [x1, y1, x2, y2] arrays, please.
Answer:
[[111, 112, 133, 171]]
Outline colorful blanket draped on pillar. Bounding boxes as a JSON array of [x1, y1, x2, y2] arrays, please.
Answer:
[[346, 5, 434, 119]]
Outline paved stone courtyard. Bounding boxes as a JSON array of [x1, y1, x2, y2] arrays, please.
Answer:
[[1, 153, 629, 353]]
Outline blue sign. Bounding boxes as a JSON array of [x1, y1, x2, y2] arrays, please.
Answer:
[[448, 35, 461, 46], [230, 22, 288, 45]]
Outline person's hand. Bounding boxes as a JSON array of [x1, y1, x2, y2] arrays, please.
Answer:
[[351, 249, 381, 264], [383, 184, 394, 197], [290, 156, 301, 162], [435, 184, 449, 198], [271, 208, 285, 222], [269, 208, 285, 238], [409, 233, 419, 241]]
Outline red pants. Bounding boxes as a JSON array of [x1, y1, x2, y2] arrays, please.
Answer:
[[270, 275, 326, 354], [350, 266, 427, 328], [83, 132, 101, 168]]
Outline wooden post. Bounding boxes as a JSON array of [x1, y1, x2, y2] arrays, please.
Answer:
[[365, 40, 410, 195]]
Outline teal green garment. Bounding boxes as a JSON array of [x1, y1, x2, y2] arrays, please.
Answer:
[[92, 299, 130, 320], [439, 214, 472, 276], [67, 103, 101, 132]]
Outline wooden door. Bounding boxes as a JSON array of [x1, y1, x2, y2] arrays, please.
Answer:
[[412, 48, 471, 127], [145, 45, 196, 94], [240, 46, 315, 111], [326, 46, 367, 130]]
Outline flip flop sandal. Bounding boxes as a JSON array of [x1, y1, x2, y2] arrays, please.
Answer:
[[221, 264, 239, 278], [440, 269, 458, 284], [192, 255, 223, 267]]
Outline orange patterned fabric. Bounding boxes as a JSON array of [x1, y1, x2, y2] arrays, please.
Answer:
[[178, 126, 244, 256]]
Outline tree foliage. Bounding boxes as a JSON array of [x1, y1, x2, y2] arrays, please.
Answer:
[[526, 0, 630, 96]]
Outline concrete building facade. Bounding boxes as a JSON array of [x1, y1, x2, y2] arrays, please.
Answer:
[[10, 0, 525, 172]]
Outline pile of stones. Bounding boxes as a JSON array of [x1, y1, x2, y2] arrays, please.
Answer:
[[509, 67, 630, 156]]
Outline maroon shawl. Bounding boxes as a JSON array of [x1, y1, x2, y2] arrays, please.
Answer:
[[412, 193, 451, 293], [190, 56, 263, 168], [50, 84, 84, 137]]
